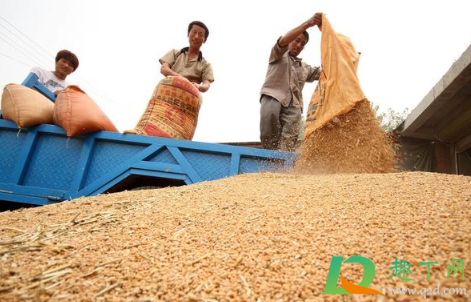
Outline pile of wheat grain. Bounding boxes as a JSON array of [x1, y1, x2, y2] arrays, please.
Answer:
[[295, 100, 396, 174], [1, 172, 470, 302]]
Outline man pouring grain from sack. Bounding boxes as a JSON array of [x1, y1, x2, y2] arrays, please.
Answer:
[[260, 13, 323, 152]]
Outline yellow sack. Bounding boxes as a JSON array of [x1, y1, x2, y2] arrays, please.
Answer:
[[127, 76, 202, 140], [305, 15, 364, 138], [297, 15, 395, 174]]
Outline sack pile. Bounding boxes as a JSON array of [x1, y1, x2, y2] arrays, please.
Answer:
[[1, 84, 118, 136]]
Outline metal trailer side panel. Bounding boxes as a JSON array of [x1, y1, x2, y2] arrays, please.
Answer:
[[0, 119, 295, 205]]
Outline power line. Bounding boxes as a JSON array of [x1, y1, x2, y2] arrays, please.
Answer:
[[0, 35, 43, 67], [0, 22, 52, 64], [0, 14, 120, 107], [0, 45, 118, 107], [0, 14, 55, 59], [0, 51, 32, 68], [0, 15, 119, 108], [69, 75, 121, 106], [0, 15, 54, 69], [0, 29, 50, 67]]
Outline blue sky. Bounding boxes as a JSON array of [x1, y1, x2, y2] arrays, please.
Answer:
[[1, 0, 470, 142]]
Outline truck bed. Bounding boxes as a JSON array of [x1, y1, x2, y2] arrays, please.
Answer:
[[0, 76, 295, 206]]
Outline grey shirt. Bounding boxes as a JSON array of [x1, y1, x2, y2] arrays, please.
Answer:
[[260, 38, 320, 112]]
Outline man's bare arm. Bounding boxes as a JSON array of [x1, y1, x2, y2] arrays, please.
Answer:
[[278, 13, 322, 47], [160, 62, 182, 77]]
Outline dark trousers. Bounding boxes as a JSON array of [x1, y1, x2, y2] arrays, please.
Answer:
[[260, 95, 301, 152]]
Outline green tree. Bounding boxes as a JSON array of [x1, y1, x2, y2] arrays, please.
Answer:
[[371, 103, 410, 133]]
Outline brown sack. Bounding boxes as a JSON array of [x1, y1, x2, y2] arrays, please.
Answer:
[[304, 15, 364, 139], [1, 83, 54, 128], [53, 85, 118, 136], [128, 76, 202, 140]]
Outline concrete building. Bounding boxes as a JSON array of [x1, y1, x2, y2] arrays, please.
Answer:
[[400, 44, 471, 175]]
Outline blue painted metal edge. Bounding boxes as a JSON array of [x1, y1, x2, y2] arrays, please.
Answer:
[[21, 72, 57, 102], [0, 192, 53, 206], [69, 136, 96, 191], [132, 162, 184, 174], [0, 118, 297, 163], [76, 144, 165, 196], [84, 169, 189, 197], [0, 184, 66, 199], [229, 154, 241, 176], [8, 128, 40, 184], [168, 146, 203, 183]]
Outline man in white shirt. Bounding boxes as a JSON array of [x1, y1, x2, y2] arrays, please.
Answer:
[[31, 49, 79, 96]]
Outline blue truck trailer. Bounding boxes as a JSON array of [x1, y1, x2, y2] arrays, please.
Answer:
[[0, 74, 295, 206]]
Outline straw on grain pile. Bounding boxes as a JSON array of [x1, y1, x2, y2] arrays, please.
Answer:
[[1, 172, 470, 301]]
